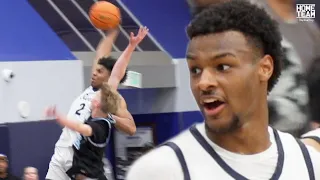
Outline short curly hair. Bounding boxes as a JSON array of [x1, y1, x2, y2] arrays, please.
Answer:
[[98, 56, 128, 84], [100, 82, 120, 114], [187, 1, 284, 92]]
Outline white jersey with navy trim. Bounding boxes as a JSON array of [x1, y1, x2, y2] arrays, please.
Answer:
[[126, 123, 320, 180], [302, 128, 320, 142], [56, 86, 98, 147], [46, 86, 98, 180]]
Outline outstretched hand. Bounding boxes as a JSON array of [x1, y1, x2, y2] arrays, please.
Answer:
[[129, 26, 149, 47], [44, 106, 66, 127]]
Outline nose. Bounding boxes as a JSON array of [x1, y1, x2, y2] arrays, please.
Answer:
[[198, 69, 218, 91]]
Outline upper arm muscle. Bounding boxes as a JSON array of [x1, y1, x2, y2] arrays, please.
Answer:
[[116, 95, 132, 119]]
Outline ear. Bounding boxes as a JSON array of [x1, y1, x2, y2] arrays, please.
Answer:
[[258, 55, 273, 82]]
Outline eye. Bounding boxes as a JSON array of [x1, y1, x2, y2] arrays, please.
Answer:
[[190, 67, 202, 75], [216, 64, 231, 71]]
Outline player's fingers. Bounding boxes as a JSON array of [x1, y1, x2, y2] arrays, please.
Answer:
[[142, 27, 149, 36], [130, 32, 134, 39], [44, 107, 53, 117], [44, 107, 49, 117], [45, 106, 56, 117], [52, 105, 57, 114]]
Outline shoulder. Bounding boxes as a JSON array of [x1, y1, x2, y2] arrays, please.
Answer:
[[87, 120, 110, 143], [87, 119, 111, 133], [302, 128, 320, 139], [117, 93, 128, 110], [276, 130, 320, 178], [126, 127, 196, 180], [118, 93, 125, 103], [301, 128, 320, 153], [306, 145, 320, 178], [71, 86, 96, 104], [126, 145, 184, 180], [79, 86, 97, 96]]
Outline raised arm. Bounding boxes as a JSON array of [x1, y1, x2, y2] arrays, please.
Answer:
[[93, 29, 119, 73], [108, 26, 149, 90], [112, 94, 136, 135]]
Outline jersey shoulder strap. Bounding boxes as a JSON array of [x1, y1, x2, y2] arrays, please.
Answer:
[[86, 115, 115, 148], [162, 142, 191, 180], [302, 136, 320, 144], [296, 139, 315, 180]]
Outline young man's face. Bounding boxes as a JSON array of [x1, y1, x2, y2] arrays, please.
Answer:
[[91, 65, 110, 89], [186, 30, 273, 133]]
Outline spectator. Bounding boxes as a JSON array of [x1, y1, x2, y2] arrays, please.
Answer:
[[248, 0, 320, 136], [266, 37, 309, 136], [23, 167, 38, 180], [0, 154, 20, 180], [249, 0, 320, 72]]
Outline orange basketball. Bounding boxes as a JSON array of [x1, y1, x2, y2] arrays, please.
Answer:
[[89, 1, 121, 30]]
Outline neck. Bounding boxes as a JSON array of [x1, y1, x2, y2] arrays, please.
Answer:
[[0, 172, 7, 178], [206, 102, 270, 155], [92, 111, 107, 119], [267, 0, 296, 21]]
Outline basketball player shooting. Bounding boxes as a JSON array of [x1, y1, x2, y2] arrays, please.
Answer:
[[45, 26, 148, 180], [126, 2, 320, 180]]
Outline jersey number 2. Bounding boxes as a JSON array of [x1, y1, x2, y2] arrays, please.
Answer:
[[75, 103, 85, 115]]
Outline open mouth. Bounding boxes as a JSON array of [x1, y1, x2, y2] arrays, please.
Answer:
[[202, 99, 225, 116], [203, 100, 224, 109]]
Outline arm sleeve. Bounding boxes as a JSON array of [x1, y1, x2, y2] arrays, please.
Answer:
[[87, 120, 111, 144], [126, 146, 184, 180]]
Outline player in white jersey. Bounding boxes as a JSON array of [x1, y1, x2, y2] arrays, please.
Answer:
[[46, 26, 148, 180], [126, 2, 320, 180]]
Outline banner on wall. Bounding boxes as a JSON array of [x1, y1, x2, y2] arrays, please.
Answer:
[[114, 126, 155, 180]]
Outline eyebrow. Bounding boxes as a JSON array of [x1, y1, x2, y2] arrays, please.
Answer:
[[186, 52, 236, 61]]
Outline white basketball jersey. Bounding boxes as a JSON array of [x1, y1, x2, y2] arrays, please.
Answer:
[[167, 124, 318, 180], [126, 123, 320, 180], [55, 86, 98, 147]]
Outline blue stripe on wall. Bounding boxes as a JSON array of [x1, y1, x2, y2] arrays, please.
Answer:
[[121, 0, 191, 58], [0, 0, 75, 61], [181, 111, 203, 130], [8, 120, 61, 178]]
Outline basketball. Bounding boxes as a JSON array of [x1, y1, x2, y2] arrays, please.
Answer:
[[89, 1, 121, 30]]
